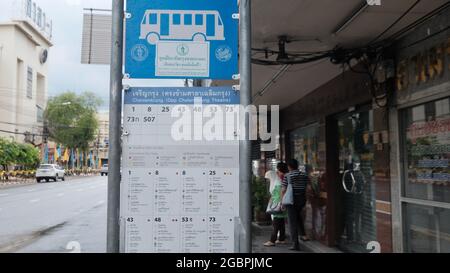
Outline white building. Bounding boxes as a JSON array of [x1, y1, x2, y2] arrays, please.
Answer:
[[0, 0, 53, 145], [94, 111, 109, 167]]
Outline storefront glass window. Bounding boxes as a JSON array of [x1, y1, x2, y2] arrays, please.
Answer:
[[290, 123, 327, 241], [402, 97, 450, 203], [337, 110, 377, 252], [403, 203, 450, 253], [290, 124, 319, 172]]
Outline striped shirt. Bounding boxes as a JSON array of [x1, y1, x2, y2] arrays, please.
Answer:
[[282, 170, 309, 197]]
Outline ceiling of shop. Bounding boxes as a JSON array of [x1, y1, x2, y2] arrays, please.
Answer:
[[251, 0, 448, 108]]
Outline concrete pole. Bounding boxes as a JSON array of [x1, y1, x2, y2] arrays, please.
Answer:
[[193, 79, 204, 87], [106, 0, 124, 253], [239, 0, 252, 253]]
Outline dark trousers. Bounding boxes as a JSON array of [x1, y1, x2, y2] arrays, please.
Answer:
[[286, 196, 306, 246], [270, 218, 286, 243]]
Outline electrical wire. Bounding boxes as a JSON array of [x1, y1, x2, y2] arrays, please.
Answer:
[[252, 52, 332, 66], [381, 1, 450, 45], [399, 25, 450, 50], [0, 120, 43, 128], [0, 128, 45, 137], [368, 0, 422, 45], [249, 1, 449, 111], [251, 0, 446, 67]]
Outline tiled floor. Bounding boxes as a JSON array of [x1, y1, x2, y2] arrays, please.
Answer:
[[252, 224, 342, 253]]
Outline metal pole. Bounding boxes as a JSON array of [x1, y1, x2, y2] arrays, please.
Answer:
[[193, 79, 204, 87], [107, 0, 124, 253], [239, 0, 252, 253]]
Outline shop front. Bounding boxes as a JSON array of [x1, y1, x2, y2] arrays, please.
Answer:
[[389, 6, 450, 252], [335, 108, 377, 252], [401, 98, 450, 252], [281, 65, 393, 252], [392, 96, 450, 253], [289, 123, 327, 242]]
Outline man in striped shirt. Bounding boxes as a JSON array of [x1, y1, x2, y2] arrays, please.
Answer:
[[282, 159, 310, 250]]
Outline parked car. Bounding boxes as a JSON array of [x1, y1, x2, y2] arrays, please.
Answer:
[[36, 164, 66, 183], [101, 164, 108, 176]]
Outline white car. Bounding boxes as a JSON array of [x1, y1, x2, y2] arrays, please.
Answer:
[[100, 164, 108, 176], [36, 164, 66, 183]]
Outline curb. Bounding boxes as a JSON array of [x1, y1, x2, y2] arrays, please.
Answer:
[[0, 181, 36, 188], [0, 175, 103, 190]]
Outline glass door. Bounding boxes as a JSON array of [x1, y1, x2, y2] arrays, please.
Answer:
[[337, 110, 377, 252]]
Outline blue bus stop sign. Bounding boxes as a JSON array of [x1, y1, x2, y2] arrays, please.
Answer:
[[125, 0, 238, 80]]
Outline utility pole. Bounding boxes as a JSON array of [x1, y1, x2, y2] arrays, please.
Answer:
[[193, 79, 204, 87], [239, 0, 252, 253], [107, 0, 124, 253]]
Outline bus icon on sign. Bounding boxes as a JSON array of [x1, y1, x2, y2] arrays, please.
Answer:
[[140, 10, 226, 45]]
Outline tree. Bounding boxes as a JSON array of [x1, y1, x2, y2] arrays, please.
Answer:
[[0, 138, 18, 171], [0, 138, 39, 171], [45, 91, 102, 166], [16, 143, 40, 169]]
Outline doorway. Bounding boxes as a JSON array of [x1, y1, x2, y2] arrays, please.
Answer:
[[336, 109, 377, 252]]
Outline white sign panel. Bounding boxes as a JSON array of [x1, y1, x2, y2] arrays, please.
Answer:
[[121, 87, 240, 253], [155, 41, 210, 77]]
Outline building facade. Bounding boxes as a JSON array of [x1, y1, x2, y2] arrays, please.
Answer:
[[0, 0, 52, 148], [94, 112, 109, 168], [276, 6, 450, 253], [280, 64, 393, 252], [389, 8, 450, 253]]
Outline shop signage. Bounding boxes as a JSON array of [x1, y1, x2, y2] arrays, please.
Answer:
[[396, 38, 450, 91], [407, 118, 450, 141]]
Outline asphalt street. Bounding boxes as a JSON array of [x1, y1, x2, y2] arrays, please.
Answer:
[[0, 176, 107, 253]]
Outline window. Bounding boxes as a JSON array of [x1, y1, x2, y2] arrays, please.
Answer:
[[37, 8, 42, 27], [184, 14, 192, 25], [36, 73, 45, 106], [403, 203, 450, 253], [26, 0, 32, 17], [27, 67, 33, 99], [17, 59, 24, 97], [32, 3, 36, 23], [401, 97, 450, 203], [289, 123, 328, 242], [36, 105, 43, 123], [195, 14, 203, 25], [173, 14, 180, 25], [149, 13, 157, 25], [401, 97, 450, 253], [218, 16, 223, 26], [290, 123, 320, 171]]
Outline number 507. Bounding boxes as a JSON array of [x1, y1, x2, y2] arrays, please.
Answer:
[[144, 117, 156, 123]]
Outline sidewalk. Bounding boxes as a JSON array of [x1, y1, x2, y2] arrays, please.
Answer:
[[252, 223, 342, 253]]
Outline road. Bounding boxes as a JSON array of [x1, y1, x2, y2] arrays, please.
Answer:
[[0, 176, 107, 253]]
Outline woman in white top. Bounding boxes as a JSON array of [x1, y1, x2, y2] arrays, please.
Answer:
[[263, 163, 288, 247]]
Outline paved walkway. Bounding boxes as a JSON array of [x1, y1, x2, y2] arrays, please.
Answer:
[[252, 223, 342, 253]]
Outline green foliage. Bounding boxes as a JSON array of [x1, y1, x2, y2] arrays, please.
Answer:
[[0, 138, 18, 167], [16, 143, 40, 168], [0, 138, 40, 169], [45, 91, 102, 153], [252, 175, 270, 212]]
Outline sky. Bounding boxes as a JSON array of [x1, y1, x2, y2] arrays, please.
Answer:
[[3, 0, 183, 111]]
